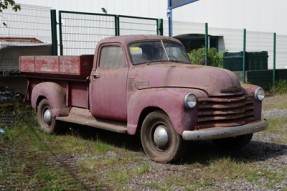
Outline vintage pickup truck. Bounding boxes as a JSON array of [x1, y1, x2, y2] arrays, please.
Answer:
[[20, 35, 268, 163]]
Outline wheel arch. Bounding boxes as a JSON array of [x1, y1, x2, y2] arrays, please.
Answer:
[[31, 82, 69, 117], [135, 107, 166, 136], [127, 88, 202, 136], [36, 95, 46, 111]]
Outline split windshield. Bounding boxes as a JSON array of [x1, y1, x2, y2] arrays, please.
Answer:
[[129, 40, 190, 65]]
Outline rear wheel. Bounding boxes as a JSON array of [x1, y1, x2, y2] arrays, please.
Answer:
[[140, 111, 186, 163], [213, 134, 253, 150], [37, 99, 57, 134]]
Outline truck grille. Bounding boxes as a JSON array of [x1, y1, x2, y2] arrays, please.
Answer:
[[196, 94, 255, 129]]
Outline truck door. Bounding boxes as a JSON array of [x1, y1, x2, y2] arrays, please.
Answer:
[[90, 44, 129, 121]]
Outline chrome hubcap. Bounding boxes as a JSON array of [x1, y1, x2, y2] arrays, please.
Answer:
[[43, 109, 52, 125], [153, 125, 169, 148]]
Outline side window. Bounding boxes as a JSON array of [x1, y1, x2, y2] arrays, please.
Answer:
[[99, 46, 126, 68]]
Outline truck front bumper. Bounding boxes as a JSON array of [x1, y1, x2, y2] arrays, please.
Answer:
[[182, 120, 268, 141]]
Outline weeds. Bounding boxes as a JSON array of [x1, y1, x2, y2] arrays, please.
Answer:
[[271, 80, 287, 95], [0, 103, 111, 190], [263, 94, 287, 110], [0, 94, 286, 191], [266, 118, 287, 135]]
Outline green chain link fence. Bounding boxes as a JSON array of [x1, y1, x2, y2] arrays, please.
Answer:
[[51, 10, 163, 56]]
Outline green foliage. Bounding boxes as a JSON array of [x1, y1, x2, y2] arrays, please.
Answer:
[[187, 47, 223, 68], [0, 0, 20, 12]]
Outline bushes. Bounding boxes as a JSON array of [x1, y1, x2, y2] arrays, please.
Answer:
[[187, 48, 223, 68]]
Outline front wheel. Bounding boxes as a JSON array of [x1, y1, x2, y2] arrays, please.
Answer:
[[212, 134, 253, 150], [37, 99, 58, 134], [140, 111, 186, 163]]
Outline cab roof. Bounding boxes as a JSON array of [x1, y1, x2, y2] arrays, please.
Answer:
[[98, 35, 182, 46]]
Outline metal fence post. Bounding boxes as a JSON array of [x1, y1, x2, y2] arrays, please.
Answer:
[[58, 11, 63, 55], [115, 15, 120, 36], [273, 32, 276, 86], [168, 9, 173, 37], [50, 9, 58, 55], [57, 11, 161, 54], [157, 19, 163, 35], [243, 29, 246, 83], [205, 23, 208, 66]]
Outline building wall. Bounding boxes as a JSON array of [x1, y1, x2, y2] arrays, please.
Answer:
[[15, 0, 287, 35], [172, 0, 287, 35], [2, 1, 287, 68], [0, 4, 51, 43], [0, 45, 52, 72], [166, 20, 287, 69], [15, 0, 166, 20]]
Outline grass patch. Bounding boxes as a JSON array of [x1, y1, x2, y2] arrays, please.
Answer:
[[133, 163, 150, 175], [262, 170, 286, 189], [265, 117, 287, 136], [1, 95, 286, 191], [263, 117, 287, 144], [0, 102, 111, 190], [108, 170, 129, 184], [271, 80, 287, 95], [263, 93, 287, 110], [143, 157, 272, 191], [263, 80, 287, 110]]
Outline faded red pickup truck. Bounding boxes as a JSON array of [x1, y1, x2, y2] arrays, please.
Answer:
[[20, 35, 268, 163]]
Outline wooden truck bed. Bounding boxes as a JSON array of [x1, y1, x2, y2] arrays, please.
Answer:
[[20, 55, 94, 108], [20, 55, 94, 79]]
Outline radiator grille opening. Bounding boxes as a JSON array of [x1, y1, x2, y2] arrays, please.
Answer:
[[196, 94, 255, 129]]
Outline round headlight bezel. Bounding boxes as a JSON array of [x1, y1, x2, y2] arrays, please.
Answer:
[[255, 87, 265, 101], [184, 93, 197, 109]]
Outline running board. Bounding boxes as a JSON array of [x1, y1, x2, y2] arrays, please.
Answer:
[[56, 107, 127, 133]]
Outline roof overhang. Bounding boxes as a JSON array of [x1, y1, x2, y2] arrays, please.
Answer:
[[174, 33, 223, 40]]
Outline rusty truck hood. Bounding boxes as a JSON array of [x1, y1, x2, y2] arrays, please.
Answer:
[[133, 63, 241, 95]]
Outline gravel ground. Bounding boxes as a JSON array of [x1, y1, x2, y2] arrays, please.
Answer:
[[68, 126, 287, 191], [73, 134, 286, 191], [126, 137, 287, 191], [202, 95, 287, 191], [263, 109, 287, 118], [120, 95, 287, 191], [1, 95, 286, 191]]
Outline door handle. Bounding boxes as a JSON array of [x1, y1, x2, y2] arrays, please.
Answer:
[[92, 72, 100, 78]]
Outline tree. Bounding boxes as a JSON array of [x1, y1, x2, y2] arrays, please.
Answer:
[[0, 0, 20, 12]]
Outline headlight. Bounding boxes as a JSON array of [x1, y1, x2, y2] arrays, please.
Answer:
[[184, 93, 197, 109], [255, 87, 265, 101]]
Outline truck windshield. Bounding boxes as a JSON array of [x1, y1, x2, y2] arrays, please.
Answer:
[[129, 40, 190, 65]]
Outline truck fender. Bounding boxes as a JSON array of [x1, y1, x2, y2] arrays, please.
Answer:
[[127, 88, 206, 136], [241, 84, 262, 120], [31, 82, 69, 117]]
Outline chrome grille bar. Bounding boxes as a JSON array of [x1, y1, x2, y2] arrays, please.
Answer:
[[196, 94, 255, 129]]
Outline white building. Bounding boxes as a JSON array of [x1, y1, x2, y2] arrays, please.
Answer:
[[1, 0, 287, 69]]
